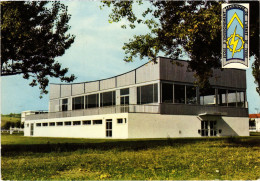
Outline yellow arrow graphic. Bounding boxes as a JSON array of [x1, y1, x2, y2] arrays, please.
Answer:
[[227, 12, 244, 29]]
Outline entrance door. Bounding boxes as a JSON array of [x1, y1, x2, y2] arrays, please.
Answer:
[[201, 120, 217, 136], [30, 123, 34, 136], [209, 121, 217, 136], [106, 119, 112, 137]]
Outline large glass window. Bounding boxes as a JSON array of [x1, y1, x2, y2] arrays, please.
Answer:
[[217, 89, 227, 106], [162, 83, 173, 103], [100, 91, 116, 107], [227, 90, 236, 107], [200, 88, 216, 105], [62, 98, 68, 111], [137, 84, 158, 104], [174, 84, 185, 104], [85, 94, 99, 109], [237, 91, 245, 108], [72, 96, 84, 110], [186, 85, 197, 104], [120, 88, 129, 111]]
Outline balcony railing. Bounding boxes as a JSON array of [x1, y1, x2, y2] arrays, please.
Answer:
[[25, 104, 160, 120], [25, 103, 248, 121]]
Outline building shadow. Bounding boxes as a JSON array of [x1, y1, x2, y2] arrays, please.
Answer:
[[2, 136, 259, 157]]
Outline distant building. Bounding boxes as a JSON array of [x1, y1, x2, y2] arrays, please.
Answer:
[[249, 114, 260, 132], [24, 57, 249, 138], [21, 110, 48, 123]]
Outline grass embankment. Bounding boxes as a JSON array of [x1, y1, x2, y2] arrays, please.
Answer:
[[1, 115, 20, 127], [1, 134, 260, 180]]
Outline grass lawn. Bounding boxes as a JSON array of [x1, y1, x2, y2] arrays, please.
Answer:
[[1, 134, 260, 180]]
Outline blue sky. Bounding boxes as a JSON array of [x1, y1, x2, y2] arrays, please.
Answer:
[[1, 1, 260, 114]]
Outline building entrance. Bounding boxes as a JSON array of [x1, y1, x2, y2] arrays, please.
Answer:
[[201, 120, 217, 136]]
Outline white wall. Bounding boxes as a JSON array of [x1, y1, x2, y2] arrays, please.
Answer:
[[205, 116, 249, 136], [24, 113, 128, 139], [128, 113, 249, 138], [24, 113, 249, 138], [256, 118, 260, 132], [128, 114, 201, 138]]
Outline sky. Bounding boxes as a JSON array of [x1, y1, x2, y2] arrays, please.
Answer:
[[1, 1, 260, 114]]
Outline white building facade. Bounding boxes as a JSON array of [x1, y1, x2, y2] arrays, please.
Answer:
[[24, 57, 249, 138]]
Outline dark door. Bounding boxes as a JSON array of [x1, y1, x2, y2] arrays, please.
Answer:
[[106, 119, 112, 137], [30, 123, 34, 136]]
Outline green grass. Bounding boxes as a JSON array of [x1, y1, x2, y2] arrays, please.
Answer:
[[1, 134, 260, 180], [250, 132, 260, 136], [1, 115, 21, 127]]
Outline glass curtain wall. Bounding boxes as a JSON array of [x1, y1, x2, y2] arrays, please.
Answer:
[[120, 88, 129, 112], [61, 98, 68, 111], [85, 94, 99, 109], [162, 83, 197, 104], [217, 89, 227, 106], [162, 83, 173, 103], [174, 84, 185, 103], [237, 91, 245, 107], [200, 88, 215, 105], [100, 91, 116, 107], [186, 85, 197, 104], [161, 83, 245, 107], [120, 88, 129, 105], [227, 90, 236, 107], [137, 83, 158, 104], [72, 96, 84, 110]]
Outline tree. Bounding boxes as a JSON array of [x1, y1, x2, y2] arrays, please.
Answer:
[[102, 1, 259, 93], [1, 1, 76, 96]]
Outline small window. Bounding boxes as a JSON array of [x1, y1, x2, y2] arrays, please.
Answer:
[[65, 121, 72, 126], [57, 122, 63, 126], [125, 118, 127, 123], [27, 124, 29, 127], [49, 122, 55, 126], [117, 119, 123, 124], [83, 120, 91, 125], [42, 123, 48, 126], [36, 123, 41, 127], [73, 121, 81, 126], [93, 120, 102, 125]]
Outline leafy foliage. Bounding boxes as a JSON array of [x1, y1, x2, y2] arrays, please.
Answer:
[[102, 1, 259, 92], [1, 1, 76, 95]]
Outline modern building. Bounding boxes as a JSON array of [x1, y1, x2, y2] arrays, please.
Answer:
[[249, 114, 260, 132], [21, 110, 48, 123], [24, 57, 249, 138]]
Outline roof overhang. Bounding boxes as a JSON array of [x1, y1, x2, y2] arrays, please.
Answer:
[[198, 112, 227, 117]]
